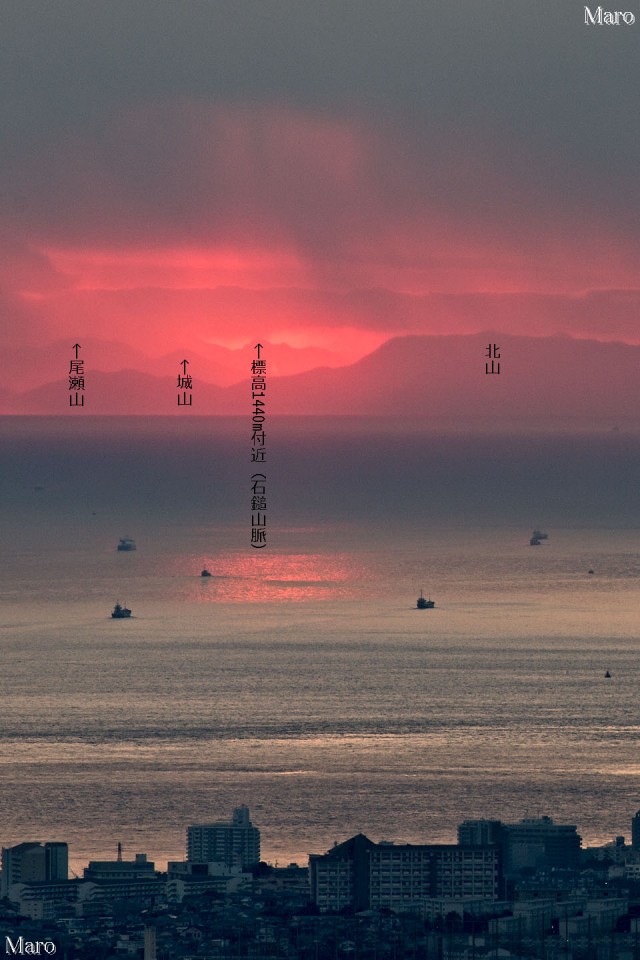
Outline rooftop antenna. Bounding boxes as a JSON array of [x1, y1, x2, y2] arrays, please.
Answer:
[[117, 841, 122, 862]]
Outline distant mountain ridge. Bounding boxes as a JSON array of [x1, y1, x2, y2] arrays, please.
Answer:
[[0, 337, 344, 393], [2, 333, 638, 424]]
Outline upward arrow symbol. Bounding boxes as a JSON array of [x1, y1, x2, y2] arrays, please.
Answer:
[[72, 343, 81, 358]]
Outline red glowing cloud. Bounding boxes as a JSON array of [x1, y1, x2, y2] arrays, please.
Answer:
[[2, 99, 639, 392]]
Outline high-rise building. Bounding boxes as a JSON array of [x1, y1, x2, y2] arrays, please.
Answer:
[[458, 820, 504, 847], [187, 806, 260, 868], [503, 817, 581, 873], [632, 810, 640, 854], [310, 834, 374, 912], [310, 835, 501, 912], [1, 842, 68, 897], [457, 816, 581, 876], [45, 843, 68, 882]]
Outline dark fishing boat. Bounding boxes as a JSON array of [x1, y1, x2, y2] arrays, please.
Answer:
[[111, 602, 132, 619], [117, 537, 136, 552], [417, 590, 435, 609]]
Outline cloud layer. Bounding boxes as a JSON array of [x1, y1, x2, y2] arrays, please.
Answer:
[[1, 1, 638, 379]]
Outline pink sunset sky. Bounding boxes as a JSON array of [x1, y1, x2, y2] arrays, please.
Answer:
[[1, 1, 639, 399]]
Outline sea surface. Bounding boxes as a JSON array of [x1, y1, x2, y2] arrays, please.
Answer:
[[1, 417, 639, 872]]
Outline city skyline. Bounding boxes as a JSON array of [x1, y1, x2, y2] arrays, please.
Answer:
[[5, 806, 640, 878]]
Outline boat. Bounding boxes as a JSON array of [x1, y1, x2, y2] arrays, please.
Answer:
[[117, 537, 136, 552], [200, 568, 212, 577], [604, 670, 611, 679], [532, 530, 549, 540], [588, 569, 595, 575], [417, 590, 435, 609], [530, 536, 541, 546], [111, 602, 132, 619]]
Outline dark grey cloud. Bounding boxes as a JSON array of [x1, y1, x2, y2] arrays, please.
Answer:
[[1, 0, 638, 219]]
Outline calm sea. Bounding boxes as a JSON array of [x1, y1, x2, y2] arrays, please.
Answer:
[[1, 417, 639, 872]]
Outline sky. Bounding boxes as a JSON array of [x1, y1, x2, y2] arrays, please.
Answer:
[[1, 0, 639, 392]]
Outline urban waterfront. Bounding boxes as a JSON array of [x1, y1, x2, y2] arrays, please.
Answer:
[[3, 805, 640, 958]]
